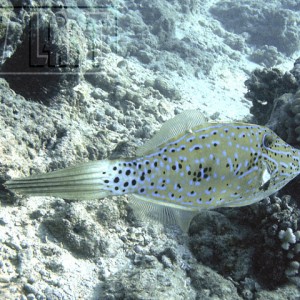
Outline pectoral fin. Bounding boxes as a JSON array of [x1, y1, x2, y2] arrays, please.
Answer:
[[129, 194, 199, 232]]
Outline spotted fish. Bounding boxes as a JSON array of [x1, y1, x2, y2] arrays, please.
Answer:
[[5, 110, 300, 230]]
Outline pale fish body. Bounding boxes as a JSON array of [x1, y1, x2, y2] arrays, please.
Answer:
[[5, 110, 300, 230]]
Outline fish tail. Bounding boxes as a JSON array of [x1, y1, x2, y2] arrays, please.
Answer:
[[4, 160, 125, 200]]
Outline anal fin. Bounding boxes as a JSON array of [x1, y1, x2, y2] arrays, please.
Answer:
[[129, 194, 199, 232]]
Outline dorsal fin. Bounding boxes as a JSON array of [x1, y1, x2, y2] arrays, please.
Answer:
[[128, 194, 199, 232], [136, 110, 207, 156]]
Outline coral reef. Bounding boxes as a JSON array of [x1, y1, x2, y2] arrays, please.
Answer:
[[246, 58, 300, 145], [189, 194, 300, 290], [244, 68, 298, 125]]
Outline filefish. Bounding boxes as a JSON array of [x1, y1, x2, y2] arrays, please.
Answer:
[[5, 110, 300, 231]]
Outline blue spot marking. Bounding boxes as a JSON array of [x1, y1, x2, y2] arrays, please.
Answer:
[[227, 158, 233, 171], [158, 185, 166, 191], [187, 191, 196, 197], [206, 197, 214, 204], [239, 166, 259, 179], [189, 144, 203, 152], [205, 190, 211, 195], [222, 150, 227, 156], [168, 192, 175, 200], [186, 136, 195, 143], [230, 193, 240, 198]]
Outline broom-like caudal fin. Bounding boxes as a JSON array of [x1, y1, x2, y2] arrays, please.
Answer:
[[5, 160, 123, 200]]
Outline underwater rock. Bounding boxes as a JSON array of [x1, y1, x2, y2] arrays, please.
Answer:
[[210, 1, 300, 55], [189, 194, 300, 290], [188, 265, 241, 300], [138, 0, 176, 45], [249, 45, 284, 68], [0, 0, 23, 62], [153, 77, 181, 100], [42, 202, 111, 258], [189, 211, 254, 282]]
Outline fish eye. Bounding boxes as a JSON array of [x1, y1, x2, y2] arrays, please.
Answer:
[[263, 133, 274, 148]]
